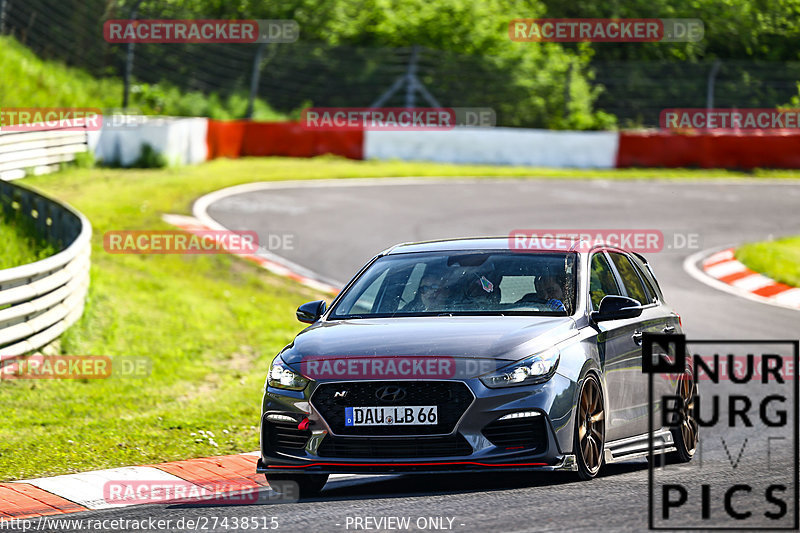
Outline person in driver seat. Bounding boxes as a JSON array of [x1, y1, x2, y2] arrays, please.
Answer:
[[514, 271, 567, 312], [538, 272, 566, 312]]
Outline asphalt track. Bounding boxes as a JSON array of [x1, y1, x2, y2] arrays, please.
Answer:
[[59, 178, 800, 532]]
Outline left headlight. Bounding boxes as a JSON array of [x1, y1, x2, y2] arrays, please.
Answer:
[[267, 357, 310, 391], [480, 348, 560, 388]]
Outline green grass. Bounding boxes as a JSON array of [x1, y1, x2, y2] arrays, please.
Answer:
[[0, 36, 286, 120], [736, 236, 800, 288], [0, 211, 57, 269], [3, 157, 800, 481]]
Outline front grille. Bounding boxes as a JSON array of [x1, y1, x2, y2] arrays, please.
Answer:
[[317, 434, 473, 458], [482, 415, 547, 452], [264, 418, 311, 451], [311, 381, 474, 435]]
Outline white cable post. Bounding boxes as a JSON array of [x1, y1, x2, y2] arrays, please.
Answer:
[[0, 0, 7, 34]]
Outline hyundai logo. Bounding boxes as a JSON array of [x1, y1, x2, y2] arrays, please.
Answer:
[[375, 385, 406, 403], [333, 390, 348, 399]]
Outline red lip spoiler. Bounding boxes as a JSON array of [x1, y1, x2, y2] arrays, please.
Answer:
[[269, 461, 549, 468]]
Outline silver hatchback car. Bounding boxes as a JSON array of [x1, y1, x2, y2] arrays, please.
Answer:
[[258, 237, 698, 496]]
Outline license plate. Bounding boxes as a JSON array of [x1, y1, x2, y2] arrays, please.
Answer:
[[345, 406, 438, 426]]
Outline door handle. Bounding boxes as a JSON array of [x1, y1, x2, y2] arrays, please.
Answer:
[[663, 325, 676, 334], [632, 331, 643, 346]]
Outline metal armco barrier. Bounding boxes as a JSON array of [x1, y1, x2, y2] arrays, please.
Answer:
[[0, 126, 89, 181], [0, 180, 91, 359]]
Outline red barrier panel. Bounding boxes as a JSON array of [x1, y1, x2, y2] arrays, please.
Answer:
[[242, 122, 315, 157], [312, 130, 364, 160], [206, 120, 246, 159], [206, 120, 363, 160], [617, 130, 800, 169]]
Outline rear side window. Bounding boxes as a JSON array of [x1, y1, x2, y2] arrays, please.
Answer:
[[631, 254, 662, 302], [589, 253, 621, 310], [608, 252, 649, 305]]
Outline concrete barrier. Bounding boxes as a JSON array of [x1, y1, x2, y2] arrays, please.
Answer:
[[364, 128, 620, 168], [88, 116, 208, 167]]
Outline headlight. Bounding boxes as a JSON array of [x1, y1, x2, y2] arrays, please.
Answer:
[[480, 348, 560, 388], [267, 357, 309, 391]]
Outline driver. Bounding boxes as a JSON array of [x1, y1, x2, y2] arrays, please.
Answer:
[[514, 271, 567, 312], [538, 272, 566, 312]]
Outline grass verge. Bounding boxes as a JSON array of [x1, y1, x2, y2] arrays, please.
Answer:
[[0, 211, 57, 270], [0, 36, 286, 120], [736, 236, 800, 288], [1, 157, 800, 481]]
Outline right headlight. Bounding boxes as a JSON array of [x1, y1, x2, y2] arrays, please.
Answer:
[[480, 347, 560, 388], [267, 357, 309, 391]]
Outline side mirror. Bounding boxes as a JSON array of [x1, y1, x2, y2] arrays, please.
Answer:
[[591, 295, 643, 323], [296, 300, 327, 324]]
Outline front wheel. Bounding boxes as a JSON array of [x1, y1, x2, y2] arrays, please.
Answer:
[[574, 374, 605, 480], [265, 473, 329, 498]]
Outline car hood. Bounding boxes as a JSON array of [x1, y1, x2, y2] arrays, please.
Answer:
[[280, 316, 578, 378]]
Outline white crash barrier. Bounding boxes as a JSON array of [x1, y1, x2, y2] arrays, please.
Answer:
[[88, 116, 208, 167], [364, 127, 620, 168]]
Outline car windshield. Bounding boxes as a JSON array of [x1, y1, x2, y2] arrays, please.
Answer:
[[330, 251, 576, 318]]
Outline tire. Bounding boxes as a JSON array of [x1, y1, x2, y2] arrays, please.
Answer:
[[265, 473, 329, 498], [667, 372, 699, 464], [573, 373, 605, 480]]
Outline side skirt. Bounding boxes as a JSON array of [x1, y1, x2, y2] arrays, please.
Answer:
[[603, 428, 676, 464]]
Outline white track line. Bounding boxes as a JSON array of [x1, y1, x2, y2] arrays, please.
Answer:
[[191, 178, 488, 292]]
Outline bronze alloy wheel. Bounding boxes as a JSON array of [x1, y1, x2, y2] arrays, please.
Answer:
[[575, 374, 605, 480], [669, 373, 699, 463]]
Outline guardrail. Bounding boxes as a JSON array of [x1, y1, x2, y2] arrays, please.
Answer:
[[0, 180, 91, 360], [0, 125, 89, 181]]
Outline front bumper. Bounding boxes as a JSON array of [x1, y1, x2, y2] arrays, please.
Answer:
[[258, 376, 578, 475]]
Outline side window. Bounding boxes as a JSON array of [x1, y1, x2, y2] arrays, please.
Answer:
[[609, 253, 649, 305], [631, 255, 661, 302], [589, 253, 622, 310]]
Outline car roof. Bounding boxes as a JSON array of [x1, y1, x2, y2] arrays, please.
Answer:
[[383, 236, 634, 255]]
